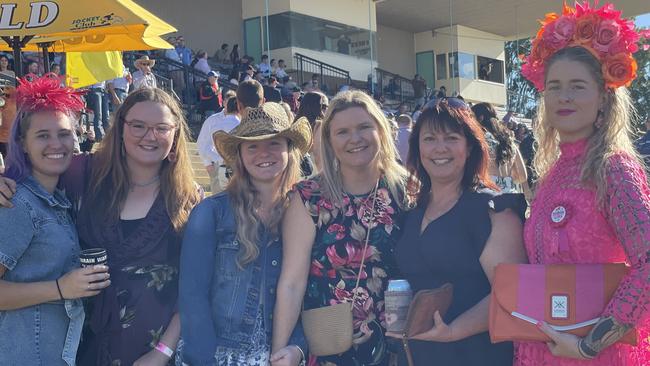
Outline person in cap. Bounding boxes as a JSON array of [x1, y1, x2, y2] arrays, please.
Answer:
[[132, 55, 157, 91], [178, 102, 311, 366], [197, 70, 223, 120], [516, 1, 650, 365]]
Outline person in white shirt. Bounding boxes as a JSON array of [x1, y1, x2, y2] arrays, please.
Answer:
[[196, 80, 265, 194], [193, 50, 211, 75], [275, 59, 288, 79], [131, 55, 157, 91], [107, 65, 131, 109], [258, 54, 272, 78]]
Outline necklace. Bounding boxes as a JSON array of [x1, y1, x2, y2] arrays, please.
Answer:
[[131, 175, 160, 188]]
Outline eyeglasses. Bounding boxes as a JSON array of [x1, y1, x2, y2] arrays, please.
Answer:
[[124, 120, 176, 138]]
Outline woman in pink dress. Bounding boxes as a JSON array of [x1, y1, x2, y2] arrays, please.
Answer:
[[514, 2, 650, 365]]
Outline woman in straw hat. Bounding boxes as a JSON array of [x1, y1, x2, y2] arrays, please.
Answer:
[[272, 90, 410, 365], [515, 1, 649, 365], [178, 102, 311, 366]]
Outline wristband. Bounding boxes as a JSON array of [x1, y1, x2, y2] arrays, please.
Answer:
[[292, 344, 305, 361], [55, 279, 65, 300], [155, 342, 174, 358]]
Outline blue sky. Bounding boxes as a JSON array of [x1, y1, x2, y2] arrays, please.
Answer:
[[637, 13, 650, 28]]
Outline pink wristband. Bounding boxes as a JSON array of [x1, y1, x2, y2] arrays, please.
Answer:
[[155, 342, 174, 358]]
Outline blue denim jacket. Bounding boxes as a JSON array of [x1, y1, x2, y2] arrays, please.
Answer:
[[0, 175, 85, 366], [179, 192, 306, 365]]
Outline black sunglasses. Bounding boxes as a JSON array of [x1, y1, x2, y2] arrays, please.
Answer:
[[423, 97, 468, 112]]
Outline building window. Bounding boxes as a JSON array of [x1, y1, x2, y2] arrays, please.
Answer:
[[477, 56, 504, 84], [448, 52, 475, 79], [265, 12, 376, 60], [436, 53, 447, 80]]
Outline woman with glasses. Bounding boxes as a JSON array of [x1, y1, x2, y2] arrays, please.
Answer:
[[0, 88, 201, 365], [386, 99, 528, 365], [272, 90, 410, 365]]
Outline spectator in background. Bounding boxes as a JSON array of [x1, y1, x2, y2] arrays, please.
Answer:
[[258, 54, 272, 78], [635, 116, 650, 169], [175, 36, 192, 66], [0, 55, 14, 78], [295, 91, 328, 175], [197, 71, 222, 119], [230, 44, 240, 68], [193, 50, 211, 75], [131, 55, 157, 90], [270, 59, 277, 75], [436, 85, 447, 99], [395, 113, 413, 163], [213, 43, 229, 64], [24, 61, 40, 82], [254, 71, 264, 83], [241, 65, 254, 82], [337, 34, 352, 54], [165, 37, 186, 99], [275, 59, 288, 79], [86, 81, 110, 141], [263, 76, 282, 103], [107, 65, 131, 110], [412, 74, 427, 109], [228, 69, 240, 86]]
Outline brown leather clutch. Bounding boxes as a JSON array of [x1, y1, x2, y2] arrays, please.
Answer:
[[403, 283, 454, 337]]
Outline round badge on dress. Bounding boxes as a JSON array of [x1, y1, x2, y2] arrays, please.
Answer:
[[551, 206, 567, 224]]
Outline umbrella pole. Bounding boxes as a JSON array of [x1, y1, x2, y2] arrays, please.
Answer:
[[39, 42, 54, 74]]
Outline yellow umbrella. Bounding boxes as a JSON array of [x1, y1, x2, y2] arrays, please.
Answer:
[[0, 0, 176, 38], [0, 0, 176, 75]]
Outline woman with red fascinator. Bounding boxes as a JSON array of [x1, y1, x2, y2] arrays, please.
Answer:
[[0, 77, 111, 365], [515, 2, 650, 365]]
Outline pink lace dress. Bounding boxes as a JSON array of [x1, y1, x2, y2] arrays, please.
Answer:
[[515, 139, 650, 365]]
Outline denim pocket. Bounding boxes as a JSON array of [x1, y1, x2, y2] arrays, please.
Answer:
[[216, 240, 240, 279]]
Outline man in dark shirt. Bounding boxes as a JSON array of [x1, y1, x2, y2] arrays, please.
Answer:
[[263, 76, 282, 103], [635, 117, 650, 168], [198, 71, 222, 119]]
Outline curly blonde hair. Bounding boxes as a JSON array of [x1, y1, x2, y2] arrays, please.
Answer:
[[534, 47, 642, 202]]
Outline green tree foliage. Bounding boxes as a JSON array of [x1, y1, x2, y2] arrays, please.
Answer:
[[505, 38, 538, 119], [629, 29, 650, 129]]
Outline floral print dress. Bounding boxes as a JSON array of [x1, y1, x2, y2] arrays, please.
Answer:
[[296, 177, 406, 366]]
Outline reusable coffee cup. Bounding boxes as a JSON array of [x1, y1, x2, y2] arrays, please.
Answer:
[[79, 248, 108, 268]]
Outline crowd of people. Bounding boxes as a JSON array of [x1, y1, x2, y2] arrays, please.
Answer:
[[0, 1, 649, 366]]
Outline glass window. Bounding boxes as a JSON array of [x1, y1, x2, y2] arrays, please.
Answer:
[[265, 12, 376, 60], [448, 52, 476, 79], [477, 56, 504, 84], [436, 53, 447, 80]]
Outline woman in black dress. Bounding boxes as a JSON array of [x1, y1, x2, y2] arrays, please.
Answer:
[[387, 98, 528, 365]]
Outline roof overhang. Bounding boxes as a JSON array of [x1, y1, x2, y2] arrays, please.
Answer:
[[377, 0, 650, 39]]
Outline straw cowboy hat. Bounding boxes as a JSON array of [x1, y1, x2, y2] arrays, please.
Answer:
[[213, 102, 312, 165], [134, 55, 156, 68]]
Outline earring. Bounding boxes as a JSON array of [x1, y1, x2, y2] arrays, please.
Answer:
[[167, 151, 177, 163], [333, 158, 339, 172], [595, 110, 604, 129]]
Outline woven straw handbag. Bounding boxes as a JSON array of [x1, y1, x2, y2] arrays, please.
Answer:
[[301, 181, 379, 356]]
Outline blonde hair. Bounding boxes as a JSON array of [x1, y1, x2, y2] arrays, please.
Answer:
[[84, 88, 200, 232], [534, 46, 642, 202], [226, 143, 302, 267], [319, 90, 408, 207]]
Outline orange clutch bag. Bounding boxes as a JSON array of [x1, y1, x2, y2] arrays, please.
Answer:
[[489, 263, 637, 345]]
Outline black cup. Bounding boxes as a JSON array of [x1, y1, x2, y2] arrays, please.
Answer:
[[79, 248, 108, 267]]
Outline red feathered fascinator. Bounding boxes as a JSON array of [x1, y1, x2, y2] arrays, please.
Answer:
[[522, 1, 649, 91], [16, 76, 85, 114]]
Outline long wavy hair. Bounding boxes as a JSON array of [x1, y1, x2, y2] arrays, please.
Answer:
[[82, 88, 200, 232], [407, 103, 497, 206], [226, 142, 302, 267], [534, 46, 641, 202], [471, 102, 514, 166], [319, 90, 409, 208], [295, 92, 328, 127]]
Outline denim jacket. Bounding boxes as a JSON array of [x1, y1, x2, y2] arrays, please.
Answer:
[[0, 175, 84, 366], [179, 192, 306, 365]]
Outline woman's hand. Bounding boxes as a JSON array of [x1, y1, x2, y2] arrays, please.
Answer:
[[270, 345, 303, 366], [536, 322, 589, 360], [57, 265, 110, 299], [386, 311, 456, 343], [133, 349, 171, 366]]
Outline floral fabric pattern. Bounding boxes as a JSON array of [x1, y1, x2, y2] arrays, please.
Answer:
[[296, 177, 405, 365]]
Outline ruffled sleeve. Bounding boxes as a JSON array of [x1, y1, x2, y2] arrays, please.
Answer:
[[473, 190, 527, 255], [602, 153, 650, 326], [292, 178, 323, 226]]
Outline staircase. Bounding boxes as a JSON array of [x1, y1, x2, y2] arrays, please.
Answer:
[[187, 141, 212, 196]]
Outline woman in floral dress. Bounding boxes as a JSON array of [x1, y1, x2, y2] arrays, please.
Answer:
[[272, 90, 410, 366]]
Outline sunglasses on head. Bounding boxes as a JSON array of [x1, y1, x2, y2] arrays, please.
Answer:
[[423, 97, 468, 112]]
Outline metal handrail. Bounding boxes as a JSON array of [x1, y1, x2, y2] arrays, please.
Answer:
[[374, 67, 415, 104], [293, 53, 351, 94]]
